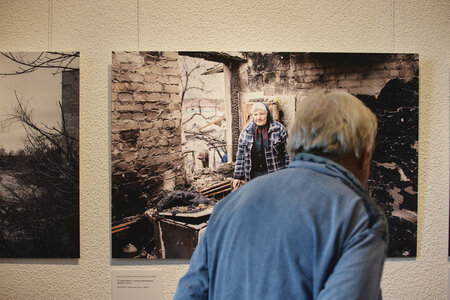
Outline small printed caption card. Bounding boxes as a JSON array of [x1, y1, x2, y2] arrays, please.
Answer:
[[112, 269, 162, 300]]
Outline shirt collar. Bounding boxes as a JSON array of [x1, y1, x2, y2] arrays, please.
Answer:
[[289, 152, 365, 193]]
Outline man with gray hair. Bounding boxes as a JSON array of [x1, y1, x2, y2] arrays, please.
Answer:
[[174, 90, 388, 300]]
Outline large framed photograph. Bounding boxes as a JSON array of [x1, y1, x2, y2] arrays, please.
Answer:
[[111, 51, 418, 258], [0, 52, 80, 258]]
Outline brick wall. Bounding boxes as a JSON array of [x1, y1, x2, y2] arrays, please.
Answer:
[[111, 51, 186, 220], [61, 69, 80, 141]]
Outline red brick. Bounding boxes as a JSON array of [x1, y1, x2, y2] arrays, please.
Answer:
[[111, 133, 121, 141], [164, 84, 181, 94], [148, 66, 165, 75], [140, 82, 164, 93], [344, 73, 361, 81], [118, 93, 133, 102], [113, 121, 139, 131], [389, 70, 400, 77], [111, 152, 123, 161], [361, 78, 387, 87], [144, 74, 158, 83], [298, 62, 316, 70], [133, 112, 146, 120], [336, 79, 360, 88], [120, 112, 133, 120], [303, 75, 321, 83], [151, 120, 164, 129], [304, 69, 321, 76], [114, 161, 132, 172], [113, 52, 145, 65], [164, 120, 179, 129], [162, 51, 178, 60], [350, 86, 380, 95], [379, 61, 399, 70], [133, 92, 168, 102], [398, 69, 416, 78], [138, 121, 152, 130], [140, 140, 157, 149], [157, 75, 181, 85], [113, 103, 143, 112], [112, 82, 132, 92], [158, 139, 169, 147], [170, 93, 182, 104], [365, 70, 390, 79], [117, 63, 137, 73], [162, 67, 180, 76], [123, 151, 137, 162], [118, 73, 144, 83], [138, 149, 149, 158], [143, 102, 167, 111], [160, 61, 179, 69], [167, 103, 181, 111], [170, 136, 182, 145]]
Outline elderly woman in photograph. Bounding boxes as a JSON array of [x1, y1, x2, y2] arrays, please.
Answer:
[[233, 102, 290, 190]]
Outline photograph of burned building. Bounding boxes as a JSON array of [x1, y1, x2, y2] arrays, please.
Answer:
[[0, 52, 80, 258], [111, 51, 418, 258]]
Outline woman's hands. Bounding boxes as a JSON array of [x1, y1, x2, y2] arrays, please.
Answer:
[[233, 179, 243, 190]]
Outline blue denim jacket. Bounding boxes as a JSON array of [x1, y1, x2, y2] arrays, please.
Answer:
[[234, 120, 290, 181], [175, 153, 388, 300]]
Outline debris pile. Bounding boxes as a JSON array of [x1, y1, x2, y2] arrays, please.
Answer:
[[188, 162, 234, 192], [155, 189, 217, 214]]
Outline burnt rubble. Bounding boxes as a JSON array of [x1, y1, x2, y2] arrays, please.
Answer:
[[187, 162, 234, 191], [156, 189, 217, 214]]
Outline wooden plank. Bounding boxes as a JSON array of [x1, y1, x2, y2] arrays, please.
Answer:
[[198, 116, 226, 131], [111, 219, 138, 234], [204, 187, 232, 198], [202, 185, 231, 197], [200, 180, 231, 194], [112, 226, 130, 234]]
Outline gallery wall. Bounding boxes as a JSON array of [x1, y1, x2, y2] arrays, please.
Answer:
[[0, 0, 449, 299]]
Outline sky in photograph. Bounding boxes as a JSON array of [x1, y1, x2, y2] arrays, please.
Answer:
[[0, 53, 66, 152], [178, 55, 225, 100]]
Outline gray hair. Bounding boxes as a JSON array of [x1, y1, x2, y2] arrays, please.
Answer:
[[287, 89, 377, 159], [250, 102, 268, 115]]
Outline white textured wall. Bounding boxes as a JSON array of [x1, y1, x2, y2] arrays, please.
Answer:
[[0, 0, 449, 299]]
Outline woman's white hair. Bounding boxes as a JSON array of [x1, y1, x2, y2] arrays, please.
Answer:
[[250, 102, 268, 115], [287, 89, 377, 159]]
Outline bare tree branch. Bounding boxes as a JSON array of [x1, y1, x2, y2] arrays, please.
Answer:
[[0, 52, 79, 76]]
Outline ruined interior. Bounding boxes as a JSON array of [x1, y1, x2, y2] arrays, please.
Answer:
[[179, 55, 227, 173], [111, 52, 418, 258]]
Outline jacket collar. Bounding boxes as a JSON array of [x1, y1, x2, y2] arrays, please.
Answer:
[[245, 120, 279, 134], [289, 152, 365, 193]]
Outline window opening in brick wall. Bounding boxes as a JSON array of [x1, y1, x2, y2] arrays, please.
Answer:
[[178, 55, 228, 177]]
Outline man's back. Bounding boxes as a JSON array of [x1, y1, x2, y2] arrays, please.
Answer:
[[175, 153, 387, 300]]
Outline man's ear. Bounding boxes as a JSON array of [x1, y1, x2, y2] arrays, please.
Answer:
[[357, 146, 371, 186]]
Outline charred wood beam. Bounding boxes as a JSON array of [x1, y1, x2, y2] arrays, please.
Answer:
[[230, 61, 240, 161], [200, 180, 232, 198], [198, 116, 226, 131], [112, 219, 138, 234], [179, 52, 246, 66]]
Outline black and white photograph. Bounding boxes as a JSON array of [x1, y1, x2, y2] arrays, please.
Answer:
[[0, 52, 80, 258], [111, 51, 418, 258]]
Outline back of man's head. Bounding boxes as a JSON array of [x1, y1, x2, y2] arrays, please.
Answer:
[[287, 89, 377, 161]]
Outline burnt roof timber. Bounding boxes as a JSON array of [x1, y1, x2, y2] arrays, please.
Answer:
[[179, 51, 246, 64]]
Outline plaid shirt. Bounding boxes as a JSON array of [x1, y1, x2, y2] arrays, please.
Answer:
[[234, 121, 290, 181]]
